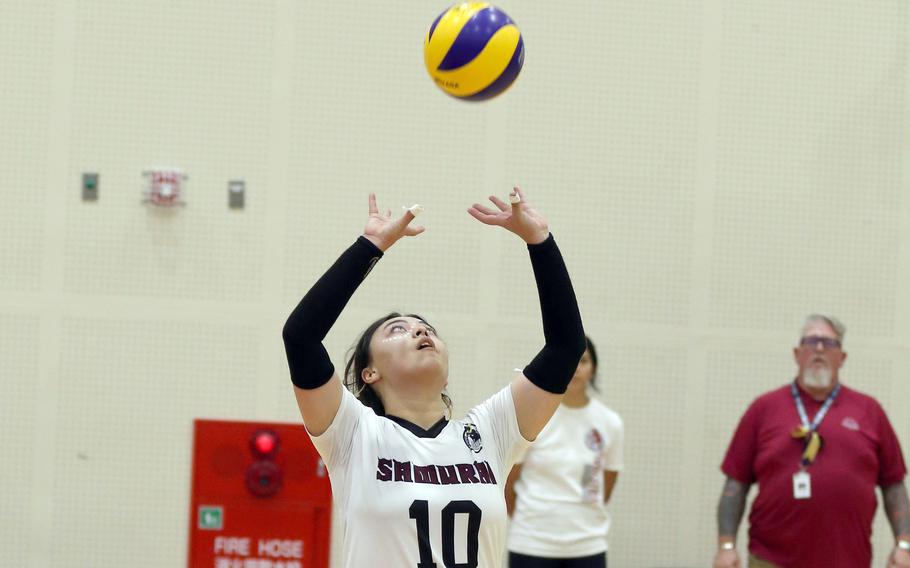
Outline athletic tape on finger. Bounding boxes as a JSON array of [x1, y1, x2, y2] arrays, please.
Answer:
[[402, 204, 424, 217]]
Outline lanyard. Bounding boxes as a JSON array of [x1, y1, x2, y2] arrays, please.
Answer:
[[790, 381, 840, 467], [790, 381, 840, 433]]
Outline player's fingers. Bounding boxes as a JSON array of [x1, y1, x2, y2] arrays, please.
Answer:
[[488, 195, 510, 212], [467, 207, 499, 225], [509, 186, 526, 209], [470, 203, 499, 216], [394, 204, 422, 231], [368, 193, 379, 215]]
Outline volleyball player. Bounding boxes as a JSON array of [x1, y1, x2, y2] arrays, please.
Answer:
[[282, 187, 585, 568], [505, 336, 624, 568]]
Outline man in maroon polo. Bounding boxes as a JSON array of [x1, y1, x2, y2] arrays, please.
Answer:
[[712, 315, 910, 568]]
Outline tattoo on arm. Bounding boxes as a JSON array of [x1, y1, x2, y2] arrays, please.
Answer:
[[718, 477, 749, 538], [883, 483, 910, 538]]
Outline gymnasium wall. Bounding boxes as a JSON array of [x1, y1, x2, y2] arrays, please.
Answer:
[[1, 0, 908, 566]]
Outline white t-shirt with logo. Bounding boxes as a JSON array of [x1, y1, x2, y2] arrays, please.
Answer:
[[309, 384, 531, 568], [507, 398, 624, 558]]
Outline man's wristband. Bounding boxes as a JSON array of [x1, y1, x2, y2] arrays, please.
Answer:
[[898, 539, 910, 551], [719, 542, 735, 551]]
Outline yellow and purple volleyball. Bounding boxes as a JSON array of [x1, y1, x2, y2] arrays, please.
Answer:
[[424, 3, 524, 101]]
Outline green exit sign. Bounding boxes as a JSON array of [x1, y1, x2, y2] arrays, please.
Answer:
[[198, 506, 223, 530]]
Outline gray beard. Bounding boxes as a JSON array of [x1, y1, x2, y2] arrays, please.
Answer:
[[804, 367, 832, 389]]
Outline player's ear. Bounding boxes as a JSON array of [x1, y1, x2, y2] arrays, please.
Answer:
[[362, 367, 380, 385]]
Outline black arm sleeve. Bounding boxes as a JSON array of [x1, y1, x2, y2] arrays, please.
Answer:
[[522, 234, 586, 394], [282, 237, 383, 389]]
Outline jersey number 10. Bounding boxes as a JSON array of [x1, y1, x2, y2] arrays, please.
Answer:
[[409, 499, 482, 568]]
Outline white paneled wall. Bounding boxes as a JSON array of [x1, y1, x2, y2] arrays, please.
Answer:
[[1, 1, 908, 566]]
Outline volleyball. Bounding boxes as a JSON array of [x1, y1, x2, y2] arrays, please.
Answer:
[[424, 3, 524, 101]]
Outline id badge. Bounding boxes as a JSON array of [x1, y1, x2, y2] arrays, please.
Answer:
[[793, 470, 811, 499]]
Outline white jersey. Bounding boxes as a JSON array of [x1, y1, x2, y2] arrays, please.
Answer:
[[310, 384, 531, 568], [507, 398, 624, 558]]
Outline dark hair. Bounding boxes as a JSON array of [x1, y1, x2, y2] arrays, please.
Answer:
[[343, 312, 453, 417], [585, 335, 599, 391]]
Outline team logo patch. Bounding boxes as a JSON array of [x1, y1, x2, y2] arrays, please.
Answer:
[[841, 417, 860, 431], [585, 429, 604, 452], [463, 423, 483, 453]]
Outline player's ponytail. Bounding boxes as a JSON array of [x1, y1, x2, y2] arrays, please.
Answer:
[[585, 335, 599, 391]]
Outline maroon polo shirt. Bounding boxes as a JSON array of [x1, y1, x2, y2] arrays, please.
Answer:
[[721, 382, 906, 568]]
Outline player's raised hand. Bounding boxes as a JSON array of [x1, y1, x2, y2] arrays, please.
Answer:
[[362, 194, 425, 251], [467, 186, 549, 245]]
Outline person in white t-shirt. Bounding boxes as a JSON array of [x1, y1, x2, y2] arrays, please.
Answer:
[[282, 188, 587, 568], [505, 336, 624, 568]]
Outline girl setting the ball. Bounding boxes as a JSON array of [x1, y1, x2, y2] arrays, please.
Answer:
[[283, 187, 585, 567]]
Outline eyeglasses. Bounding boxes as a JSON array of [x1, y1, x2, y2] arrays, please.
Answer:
[[800, 336, 841, 350]]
